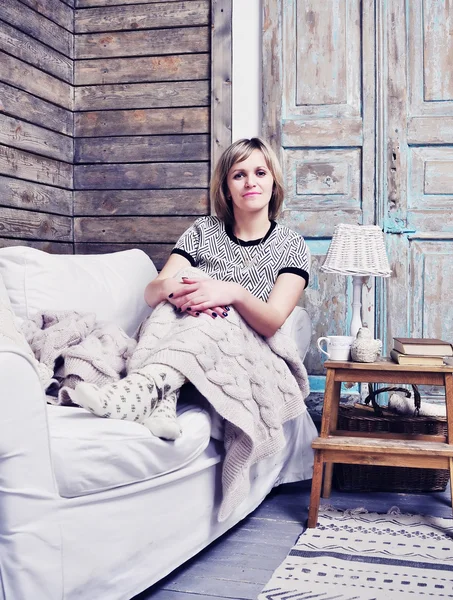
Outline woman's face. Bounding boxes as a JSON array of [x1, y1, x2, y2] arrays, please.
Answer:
[[226, 149, 274, 218]]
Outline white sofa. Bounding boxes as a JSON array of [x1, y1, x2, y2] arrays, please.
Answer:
[[0, 246, 316, 600]]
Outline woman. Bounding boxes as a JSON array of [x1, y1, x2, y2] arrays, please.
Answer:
[[73, 138, 310, 439]]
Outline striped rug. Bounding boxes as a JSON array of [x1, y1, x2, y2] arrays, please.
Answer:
[[258, 506, 453, 600]]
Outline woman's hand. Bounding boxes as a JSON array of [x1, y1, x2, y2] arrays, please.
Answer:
[[168, 278, 241, 319]]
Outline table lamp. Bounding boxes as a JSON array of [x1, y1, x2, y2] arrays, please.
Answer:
[[321, 223, 391, 337]]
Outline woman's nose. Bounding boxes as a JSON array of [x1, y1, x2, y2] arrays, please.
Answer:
[[245, 178, 256, 188]]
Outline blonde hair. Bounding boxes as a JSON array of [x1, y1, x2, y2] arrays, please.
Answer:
[[211, 137, 284, 225]]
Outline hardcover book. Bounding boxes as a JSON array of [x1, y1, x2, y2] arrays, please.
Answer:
[[390, 349, 445, 366], [393, 337, 453, 357]]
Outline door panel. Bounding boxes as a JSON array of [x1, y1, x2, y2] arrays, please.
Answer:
[[263, 0, 375, 376], [385, 0, 453, 352]]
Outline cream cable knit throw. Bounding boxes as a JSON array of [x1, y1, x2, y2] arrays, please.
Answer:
[[22, 311, 136, 405], [0, 298, 54, 388], [128, 268, 310, 521]]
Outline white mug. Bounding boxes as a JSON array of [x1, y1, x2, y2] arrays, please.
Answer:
[[317, 335, 355, 361]]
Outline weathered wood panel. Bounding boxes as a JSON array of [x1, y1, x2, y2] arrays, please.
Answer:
[[76, 0, 190, 8], [0, 207, 72, 241], [423, 0, 453, 102], [0, 20, 72, 82], [74, 162, 208, 190], [75, 53, 209, 86], [409, 146, 453, 213], [288, 0, 361, 119], [0, 114, 73, 163], [282, 118, 363, 147], [75, 107, 209, 137], [0, 0, 73, 57], [0, 176, 72, 215], [75, 134, 209, 164], [0, 145, 73, 189], [74, 216, 195, 243], [0, 83, 73, 136], [75, 26, 209, 59], [75, 1, 210, 33], [407, 117, 453, 144], [74, 242, 174, 270], [19, 0, 73, 32], [0, 238, 73, 253], [75, 80, 209, 111], [410, 238, 453, 340], [282, 148, 361, 220], [210, 0, 232, 181], [71, 1, 219, 256], [296, 0, 347, 105], [73, 189, 208, 216], [0, 52, 72, 110]]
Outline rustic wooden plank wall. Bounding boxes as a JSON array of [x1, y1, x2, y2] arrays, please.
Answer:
[[0, 0, 74, 253], [73, 0, 211, 269]]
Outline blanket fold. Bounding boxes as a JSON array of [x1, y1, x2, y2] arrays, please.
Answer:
[[21, 311, 136, 405]]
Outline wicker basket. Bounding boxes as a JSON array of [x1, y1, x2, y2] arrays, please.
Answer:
[[334, 402, 450, 493]]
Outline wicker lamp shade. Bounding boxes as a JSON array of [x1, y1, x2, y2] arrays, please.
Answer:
[[321, 224, 391, 277], [321, 224, 391, 338]]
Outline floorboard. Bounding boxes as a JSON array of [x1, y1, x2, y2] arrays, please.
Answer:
[[135, 478, 451, 600]]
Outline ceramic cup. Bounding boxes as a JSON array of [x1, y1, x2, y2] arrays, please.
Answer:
[[317, 335, 355, 361]]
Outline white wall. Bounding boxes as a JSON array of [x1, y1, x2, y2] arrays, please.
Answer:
[[232, 0, 262, 141]]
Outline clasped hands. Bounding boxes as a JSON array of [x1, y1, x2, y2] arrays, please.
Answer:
[[167, 277, 239, 320]]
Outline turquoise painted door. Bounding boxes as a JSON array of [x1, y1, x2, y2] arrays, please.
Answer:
[[263, 0, 453, 385], [383, 0, 453, 355]]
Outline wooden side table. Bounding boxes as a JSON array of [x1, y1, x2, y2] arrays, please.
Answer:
[[307, 359, 453, 528]]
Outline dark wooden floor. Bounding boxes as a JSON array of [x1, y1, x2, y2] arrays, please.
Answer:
[[135, 477, 452, 600]]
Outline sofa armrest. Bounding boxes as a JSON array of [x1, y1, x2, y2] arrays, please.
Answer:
[[280, 306, 312, 361], [0, 346, 63, 600]]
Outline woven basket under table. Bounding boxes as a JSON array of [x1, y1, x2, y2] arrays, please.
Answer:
[[334, 404, 450, 493]]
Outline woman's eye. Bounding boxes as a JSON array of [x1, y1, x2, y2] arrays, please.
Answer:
[[233, 173, 244, 179], [257, 170, 267, 177]]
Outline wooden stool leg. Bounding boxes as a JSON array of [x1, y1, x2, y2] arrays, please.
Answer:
[[319, 370, 340, 499], [449, 458, 453, 509], [445, 374, 453, 511], [307, 452, 324, 528], [322, 462, 334, 498]]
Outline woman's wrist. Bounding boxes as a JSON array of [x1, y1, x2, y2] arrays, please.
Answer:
[[231, 282, 249, 307], [146, 277, 178, 307]]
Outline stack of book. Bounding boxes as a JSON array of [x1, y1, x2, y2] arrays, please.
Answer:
[[390, 338, 453, 366]]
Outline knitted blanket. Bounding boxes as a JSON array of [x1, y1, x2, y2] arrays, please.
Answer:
[[129, 291, 310, 521], [0, 297, 55, 388], [21, 311, 136, 405]]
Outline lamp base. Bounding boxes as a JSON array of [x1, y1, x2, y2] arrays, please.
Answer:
[[350, 275, 364, 338]]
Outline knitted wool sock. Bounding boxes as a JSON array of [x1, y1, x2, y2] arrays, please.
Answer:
[[138, 363, 185, 440], [144, 389, 182, 440], [72, 364, 185, 438]]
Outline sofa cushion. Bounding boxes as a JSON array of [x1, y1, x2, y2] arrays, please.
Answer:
[[0, 247, 157, 336], [47, 402, 212, 497]]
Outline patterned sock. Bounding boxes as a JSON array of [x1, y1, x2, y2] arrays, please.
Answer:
[[143, 389, 182, 440], [72, 364, 185, 435], [138, 363, 185, 440]]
